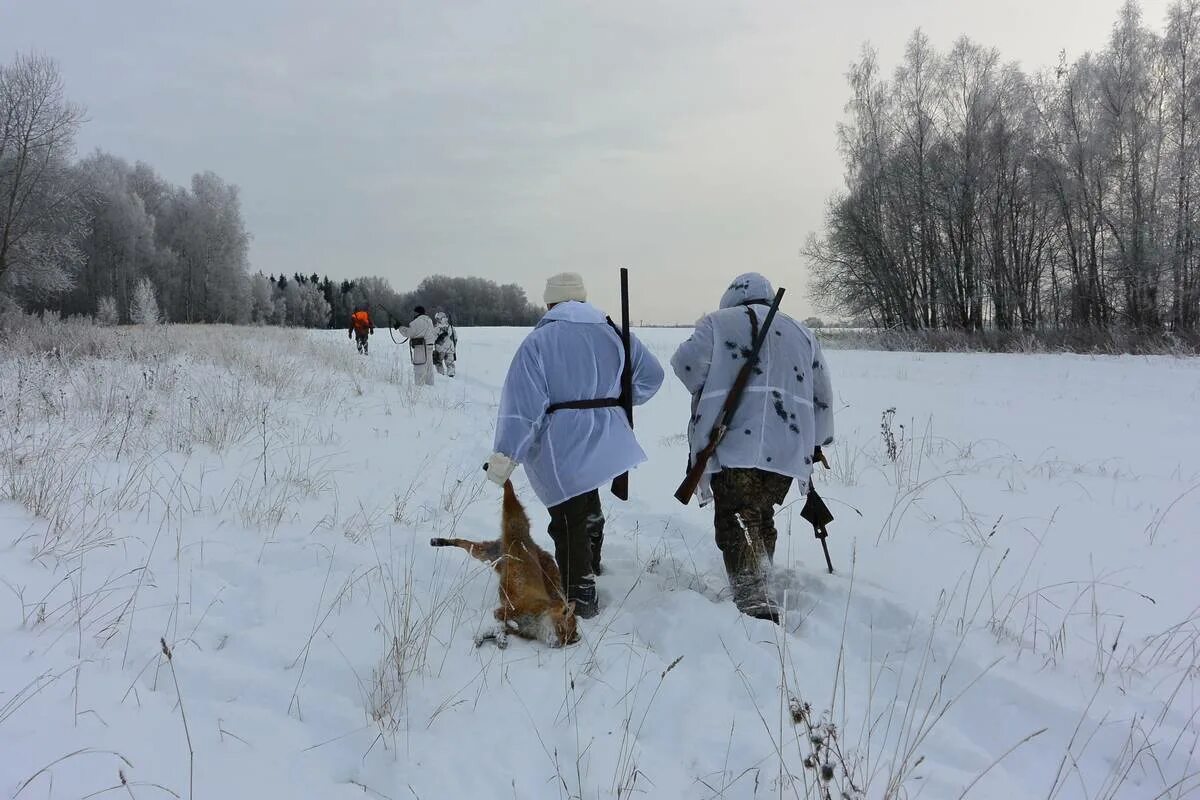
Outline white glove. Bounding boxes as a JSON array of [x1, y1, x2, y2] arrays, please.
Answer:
[[484, 452, 517, 486]]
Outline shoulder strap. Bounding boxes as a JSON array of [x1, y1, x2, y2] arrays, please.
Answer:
[[745, 305, 759, 346]]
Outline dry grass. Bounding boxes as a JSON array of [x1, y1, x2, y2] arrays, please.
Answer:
[[0, 312, 435, 794]]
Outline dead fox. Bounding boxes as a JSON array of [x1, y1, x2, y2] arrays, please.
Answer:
[[431, 480, 579, 649]]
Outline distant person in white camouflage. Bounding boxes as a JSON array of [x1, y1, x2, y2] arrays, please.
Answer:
[[432, 311, 457, 377], [393, 306, 437, 386], [670, 272, 835, 623]]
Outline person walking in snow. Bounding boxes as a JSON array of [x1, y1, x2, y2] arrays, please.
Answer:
[[670, 272, 835, 623], [483, 272, 664, 618], [348, 306, 374, 354], [394, 306, 437, 386], [432, 311, 457, 377]]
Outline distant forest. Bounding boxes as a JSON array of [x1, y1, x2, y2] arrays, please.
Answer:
[[0, 53, 542, 328], [253, 273, 542, 330], [807, 1, 1200, 334]]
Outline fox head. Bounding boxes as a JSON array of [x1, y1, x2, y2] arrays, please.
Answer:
[[549, 601, 580, 647]]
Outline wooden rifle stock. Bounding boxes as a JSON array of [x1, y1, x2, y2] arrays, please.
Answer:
[[674, 288, 786, 505], [674, 433, 723, 504]]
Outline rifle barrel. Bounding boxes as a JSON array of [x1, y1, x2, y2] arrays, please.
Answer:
[[611, 267, 633, 501]]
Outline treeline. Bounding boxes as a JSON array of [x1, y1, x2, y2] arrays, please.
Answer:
[[1, 53, 542, 328], [248, 273, 543, 329], [401, 275, 544, 326], [806, 1, 1200, 333]]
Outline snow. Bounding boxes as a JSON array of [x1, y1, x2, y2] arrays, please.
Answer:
[[1, 323, 1197, 799]]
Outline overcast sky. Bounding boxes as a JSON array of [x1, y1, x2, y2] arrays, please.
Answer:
[[1, 0, 1175, 323]]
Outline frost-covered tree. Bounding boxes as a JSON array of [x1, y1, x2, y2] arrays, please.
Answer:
[[59, 153, 168, 321], [295, 282, 331, 327], [0, 56, 261, 324], [157, 172, 251, 324], [96, 295, 118, 326], [280, 279, 330, 327], [250, 272, 277, 324], [0, 54, 85, 304], [130, 277, 161, 325]]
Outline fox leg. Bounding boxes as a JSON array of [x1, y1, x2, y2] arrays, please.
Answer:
[[429, 538, 502, 564], [474, 624, 509, 650]]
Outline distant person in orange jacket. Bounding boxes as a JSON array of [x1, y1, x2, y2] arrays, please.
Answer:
[[349, 307, 374, 354]]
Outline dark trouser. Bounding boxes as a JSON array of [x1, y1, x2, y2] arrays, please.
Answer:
[[547, 489, 604, 614], [355, 330, 369, 354], [711, 468, 793, 617]]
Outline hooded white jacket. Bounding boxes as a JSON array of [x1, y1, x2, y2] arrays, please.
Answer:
[[494, 301, 664, 507], [670, 273, 834, 503]]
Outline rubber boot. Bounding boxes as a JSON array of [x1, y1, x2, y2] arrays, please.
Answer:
[[569, 583, 599, 619]]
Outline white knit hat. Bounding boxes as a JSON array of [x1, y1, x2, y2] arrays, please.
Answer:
[[544, 272, 587, 305]]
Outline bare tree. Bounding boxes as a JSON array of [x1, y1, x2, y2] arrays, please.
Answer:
[[1164, 0, 1200, 328], [1099, 2, 1167, 328], [809, 7, 1200, 334]]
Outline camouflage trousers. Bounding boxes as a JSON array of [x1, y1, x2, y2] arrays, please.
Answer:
[[432, 347, 456, 377], [711, 468, 793, 619], [354, 330, 370, 354], [547, 489, 604, 617]]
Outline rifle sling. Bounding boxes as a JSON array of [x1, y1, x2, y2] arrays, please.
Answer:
[[698, 305, 760, 433]]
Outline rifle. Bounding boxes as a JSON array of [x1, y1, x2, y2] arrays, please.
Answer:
[[379, 304, 406, 329], [674, 287, 786, 504], [800, 447, 835, 574], [611, 267, 633, 501]]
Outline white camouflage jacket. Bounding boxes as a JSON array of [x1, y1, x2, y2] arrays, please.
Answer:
[[670, 274, 834, 503], [494, 301, 664, 507]]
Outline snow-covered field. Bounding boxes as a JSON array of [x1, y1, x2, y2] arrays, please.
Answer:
[[1, 319, 1198, 800]]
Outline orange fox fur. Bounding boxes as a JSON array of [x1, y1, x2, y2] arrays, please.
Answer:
[[431, 481, 579, 648]]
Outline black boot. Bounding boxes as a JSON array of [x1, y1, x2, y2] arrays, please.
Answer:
[[729, 570, 780, 624], [569, 583, 599, 619]]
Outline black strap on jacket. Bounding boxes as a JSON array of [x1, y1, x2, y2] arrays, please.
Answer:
[[546, 397, 623, 413], [544, 317, 629, 415]]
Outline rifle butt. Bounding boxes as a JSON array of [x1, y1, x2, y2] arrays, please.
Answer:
[[611, 472, 629, 501], [674, 461, 707, 505]]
